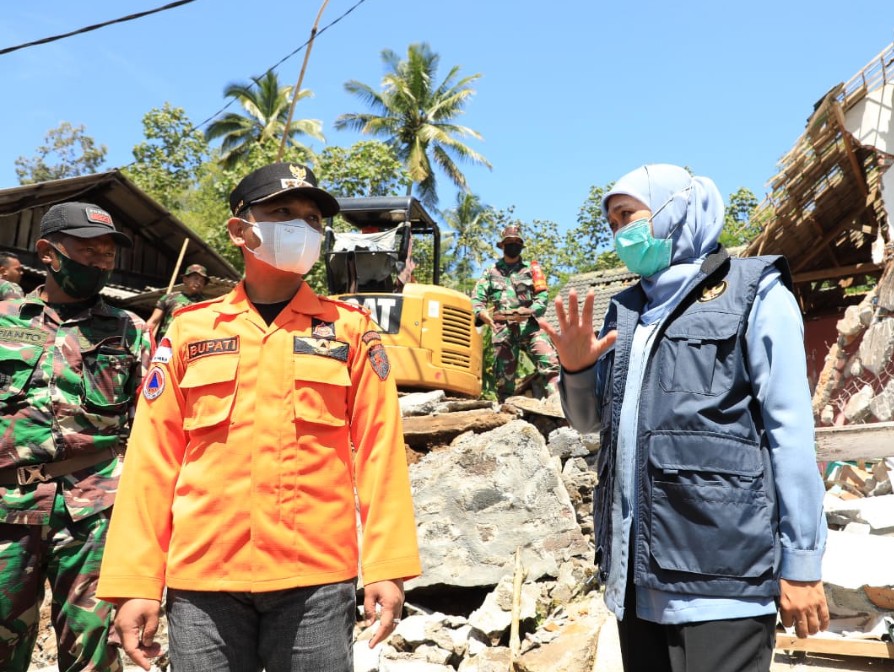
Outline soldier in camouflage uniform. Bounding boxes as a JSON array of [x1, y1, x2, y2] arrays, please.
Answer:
[[146, 263, 209, 340], [0, 252, 25, 301], [0, 202, 150, 672], [472, 225, 560, 401]]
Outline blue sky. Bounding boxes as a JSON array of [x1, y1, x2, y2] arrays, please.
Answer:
[[1, 1, 893, 237]]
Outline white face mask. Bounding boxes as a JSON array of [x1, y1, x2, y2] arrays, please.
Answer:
[[242, 219, 322, 275]]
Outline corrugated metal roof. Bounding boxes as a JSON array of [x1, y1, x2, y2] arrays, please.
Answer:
[[0, 170, 241, 307]]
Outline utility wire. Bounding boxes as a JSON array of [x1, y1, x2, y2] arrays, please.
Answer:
[[5, 0, 370, 174], [188, 0, 369, 135], [118, 0, 370, 172], [0, 1, 199, 56]]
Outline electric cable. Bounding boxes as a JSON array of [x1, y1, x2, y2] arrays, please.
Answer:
[[0, 1, 199, 56], [187, 0, 370, 136], [6, 0, 370, 177]]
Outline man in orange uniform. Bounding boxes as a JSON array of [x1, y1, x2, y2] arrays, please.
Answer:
[[97, 162, 421, 672]]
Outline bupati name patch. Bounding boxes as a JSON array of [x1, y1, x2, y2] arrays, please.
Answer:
[[187, 336, 239, 361], [0, 327, 44, 344], [294, 336, 349, 362]]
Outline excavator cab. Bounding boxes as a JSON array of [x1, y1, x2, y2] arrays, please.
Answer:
[[324, 196, 482, 397]]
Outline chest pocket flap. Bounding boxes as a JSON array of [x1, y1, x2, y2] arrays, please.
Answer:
[[82, 340, 136, 410], [663, 311, 740, 340], [659, 311, 742, 396], [0, 339, 44, 399], [294, 354, 351, 427], [180, 355, 239, 431]]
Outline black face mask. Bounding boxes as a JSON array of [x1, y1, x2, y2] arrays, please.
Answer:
[[46, 246, 112, 299], [503, 243, 523, 259]]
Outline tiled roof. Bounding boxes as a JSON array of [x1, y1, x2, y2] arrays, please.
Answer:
[[543, 267, 638, 332]]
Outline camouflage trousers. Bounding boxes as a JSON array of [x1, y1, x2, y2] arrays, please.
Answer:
[[0, 489, 121, 672], [492, 320, 560, 400]]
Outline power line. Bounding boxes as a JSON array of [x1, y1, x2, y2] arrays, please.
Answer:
[[7, 0, 371, 176], [120, 0, 371, 172], [0, 1, 199, 56], [189, 0, 370, 135]]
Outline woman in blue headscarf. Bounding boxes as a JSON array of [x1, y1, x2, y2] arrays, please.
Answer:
[[540, 164, 829, 672]]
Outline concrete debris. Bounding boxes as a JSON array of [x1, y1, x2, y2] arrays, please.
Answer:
[[407, 419, 590, 590]]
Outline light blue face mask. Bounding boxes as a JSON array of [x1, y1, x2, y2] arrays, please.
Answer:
[[612, 185, 692, 277], [613, 219, 671, 277]]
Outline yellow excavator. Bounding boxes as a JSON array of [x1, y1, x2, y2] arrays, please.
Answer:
[[324, 196, 482, 397]]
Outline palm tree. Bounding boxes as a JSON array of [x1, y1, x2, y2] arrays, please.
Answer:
[[335, 42, 491, 207], [206, 71, 325, 169], [441, 192, 494, 293]]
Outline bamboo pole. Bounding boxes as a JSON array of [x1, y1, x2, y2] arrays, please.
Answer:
[[276, 0, 330, 162], [167, 238, 190, 294], [509, 546, 526, 671]]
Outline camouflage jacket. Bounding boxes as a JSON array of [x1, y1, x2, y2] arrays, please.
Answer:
[[472, 259, 549, 318], [0, 288, 150, 524], [0, 280, 24, 301], [155, 291, 206, 338]]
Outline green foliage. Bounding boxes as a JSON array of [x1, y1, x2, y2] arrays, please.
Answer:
[[335, 42, 491, 208], [125, 103, 208, 212], [205, 71, 324, 169], [440, 193, 497, 294], [316, 141, 408, 197], [589, 249, 622, 273], [719, 187, 761, 247], [15, 122, 107, 184], [562, 182, 616, 275]]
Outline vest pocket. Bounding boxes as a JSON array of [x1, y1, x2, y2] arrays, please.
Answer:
[[82, 342, 135, 411], [658, 312, 740, 396], [293, 355, 351, 427], [647, 432, 775, 578], [180, 355, 239, 430], [0, 340, 43, 401]]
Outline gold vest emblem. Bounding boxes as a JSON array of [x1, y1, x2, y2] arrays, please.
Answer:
[[698, 280, 728, 302]]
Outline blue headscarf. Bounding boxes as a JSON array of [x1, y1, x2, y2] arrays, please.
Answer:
[[602, 164, 725, 324]]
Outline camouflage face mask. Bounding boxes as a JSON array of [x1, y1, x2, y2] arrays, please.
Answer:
[[47, 246, 112, 300]]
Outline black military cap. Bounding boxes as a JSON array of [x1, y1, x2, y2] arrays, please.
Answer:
[[229, 162, 340, 218], [39, 202, 132, 248]]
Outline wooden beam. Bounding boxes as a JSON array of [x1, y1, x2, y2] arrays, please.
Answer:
[[831, 101, 869, 197], [816, 422, 894, 461], [776, 634, 894, 659], [790, 204, 868, 273], [792, 262, 883, 284]]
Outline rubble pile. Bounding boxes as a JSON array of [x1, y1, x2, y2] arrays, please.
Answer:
[[813, 290, 894, 425], [809, 279, 894, 647], [821, 458, 894, 641]]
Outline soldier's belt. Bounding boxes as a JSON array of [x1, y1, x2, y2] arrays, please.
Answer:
[[0, 448, 118, 486]]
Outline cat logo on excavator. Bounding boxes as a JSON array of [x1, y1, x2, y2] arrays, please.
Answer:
[[323, 196, 483, 397]]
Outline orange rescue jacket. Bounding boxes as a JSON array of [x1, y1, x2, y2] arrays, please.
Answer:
[[97, 282, 421, 600]]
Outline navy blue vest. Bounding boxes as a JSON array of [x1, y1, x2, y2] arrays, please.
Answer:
[[593, 249, 793, 598]]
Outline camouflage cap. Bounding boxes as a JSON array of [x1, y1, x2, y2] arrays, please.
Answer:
[[229, 162, 340, 218], [183, 264, 208, 278], [496, 225, 524, 249], [39, 202, 133, 248]]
